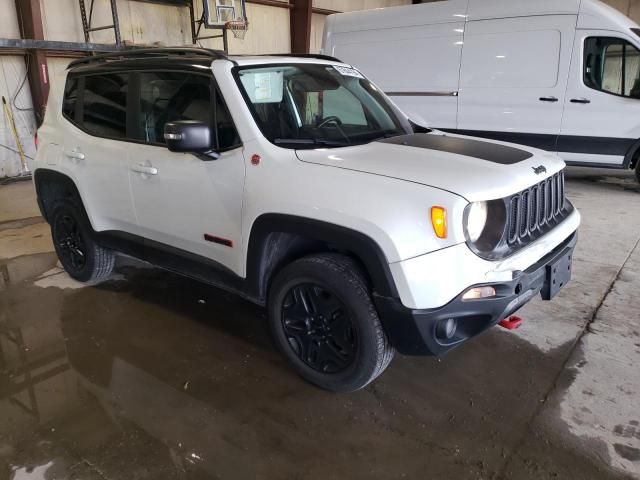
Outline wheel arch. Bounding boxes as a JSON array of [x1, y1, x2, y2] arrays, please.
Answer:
[[245, 214, 399, 303], [33, 168, 89, 225]]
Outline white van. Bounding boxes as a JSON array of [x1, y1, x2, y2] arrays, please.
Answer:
[[322, 0, 640, 181]]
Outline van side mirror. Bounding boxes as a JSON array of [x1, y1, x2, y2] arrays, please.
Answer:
[[164, 120, 215, 155]]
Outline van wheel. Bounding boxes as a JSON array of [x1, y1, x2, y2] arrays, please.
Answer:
[[50, 200, 115, 283], [268, 253, 395, 392]]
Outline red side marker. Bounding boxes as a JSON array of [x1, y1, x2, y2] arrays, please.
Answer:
[[251, 154, 261, 166], [204, 234, 233, 248], [499, 316, 523, 330]]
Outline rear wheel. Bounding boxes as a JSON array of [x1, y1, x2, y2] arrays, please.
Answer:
[[50, 200, 115, 283], [268, 253, 394, 392]]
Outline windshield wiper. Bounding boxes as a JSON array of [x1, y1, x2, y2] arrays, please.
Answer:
[[274, 138, 350, 147]]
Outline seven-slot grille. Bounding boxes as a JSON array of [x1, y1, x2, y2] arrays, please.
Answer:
[[507, 171, 566, 245]]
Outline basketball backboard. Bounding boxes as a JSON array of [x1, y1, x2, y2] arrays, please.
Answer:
[[203, 0, 247, 28]]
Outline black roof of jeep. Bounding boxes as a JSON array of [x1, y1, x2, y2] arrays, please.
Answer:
[[67, 47, 342, 75]]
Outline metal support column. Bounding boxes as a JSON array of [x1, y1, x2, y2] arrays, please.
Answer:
[[13, 0, 49, 125], [290, 0, 313, 54]]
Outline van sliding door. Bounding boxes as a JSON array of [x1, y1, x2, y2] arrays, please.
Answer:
[[455, 15, 576, 152]]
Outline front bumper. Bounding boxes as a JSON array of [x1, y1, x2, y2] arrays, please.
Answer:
[[374, 232, 577, 356]]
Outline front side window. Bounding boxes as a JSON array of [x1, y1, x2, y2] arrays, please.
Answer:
[[139, 72, 212, 145], [584, 37, 640, 98], [82, 73, 129, 138], [138, 71, 241, 150], [235, 63, 411, 148]]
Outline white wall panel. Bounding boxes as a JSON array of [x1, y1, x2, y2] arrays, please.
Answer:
[[0, 57, 37, 178]]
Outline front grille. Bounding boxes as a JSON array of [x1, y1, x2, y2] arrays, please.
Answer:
[[507, 171, 566, 245]]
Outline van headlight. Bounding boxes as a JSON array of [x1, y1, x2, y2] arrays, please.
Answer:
[[465, 201, 488, 242]]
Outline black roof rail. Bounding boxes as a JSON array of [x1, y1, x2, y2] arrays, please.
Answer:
[[268, 53, 344, 63], [67, 47, 229, 69]]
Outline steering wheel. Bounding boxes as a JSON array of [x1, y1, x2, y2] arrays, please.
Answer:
[[317, 116, 343, 128]]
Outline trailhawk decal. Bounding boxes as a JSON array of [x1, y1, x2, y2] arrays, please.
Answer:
[[378, 133, 534, 165]]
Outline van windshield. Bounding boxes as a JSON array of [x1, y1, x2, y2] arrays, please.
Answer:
[[234, 63, 412, 149]]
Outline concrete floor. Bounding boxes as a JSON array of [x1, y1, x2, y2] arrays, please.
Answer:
[[0, 169, 639, 480]]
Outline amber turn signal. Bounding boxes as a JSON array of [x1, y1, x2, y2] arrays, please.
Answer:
[[431, 206, 447, 239]]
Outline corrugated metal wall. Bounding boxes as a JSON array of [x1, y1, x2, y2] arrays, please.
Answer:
[[1, 0, 640, 177]]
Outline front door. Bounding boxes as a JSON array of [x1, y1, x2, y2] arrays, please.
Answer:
[[559, 31, 640, 166], [456, 15, 577, 151], [128, 71, 245, 274]]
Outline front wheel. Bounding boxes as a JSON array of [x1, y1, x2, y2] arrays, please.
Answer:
[[268, 253, 395, 392]]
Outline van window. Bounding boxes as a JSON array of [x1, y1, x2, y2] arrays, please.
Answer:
[[584, 37, 640, 99], [82, 73, 129, 138], [461, 30, 561, 88]]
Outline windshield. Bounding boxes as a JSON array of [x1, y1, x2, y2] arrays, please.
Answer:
[[234, 63, 412, 149]]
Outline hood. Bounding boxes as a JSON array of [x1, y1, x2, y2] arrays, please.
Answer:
[[295, 133, 565, 202]]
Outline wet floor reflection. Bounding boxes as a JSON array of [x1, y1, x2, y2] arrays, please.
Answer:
[[0, 257, 627, 479]]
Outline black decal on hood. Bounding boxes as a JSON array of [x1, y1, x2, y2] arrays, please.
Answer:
[[378, 133, 533, 164]]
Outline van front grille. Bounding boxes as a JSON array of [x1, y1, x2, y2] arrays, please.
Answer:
[[507, 171, 566, 246]]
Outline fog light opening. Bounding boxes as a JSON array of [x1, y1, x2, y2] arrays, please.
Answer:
[[462, 286, 496, 301], [436, 318, 457, 341]]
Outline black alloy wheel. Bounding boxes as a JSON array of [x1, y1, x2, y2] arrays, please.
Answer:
[[281, 283, 357, 373], [54, 212, 87, 272]]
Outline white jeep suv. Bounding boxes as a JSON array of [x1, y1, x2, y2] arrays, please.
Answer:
[[34, 48, 580, 392]]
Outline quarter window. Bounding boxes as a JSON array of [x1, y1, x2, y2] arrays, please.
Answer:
[[82, 73, 129, 138], [62, 76, 80, 121], [584, 37, 640, 98]]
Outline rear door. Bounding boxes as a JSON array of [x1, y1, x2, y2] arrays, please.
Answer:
[[60, 72, 138, 234], [456, 15, 577, 151], [559, 31, 640, 166], [127, 71, 245, 275]]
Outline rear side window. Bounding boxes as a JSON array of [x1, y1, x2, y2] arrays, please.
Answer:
[[584, 37, 640, 98], [82, 73, 129, 138]]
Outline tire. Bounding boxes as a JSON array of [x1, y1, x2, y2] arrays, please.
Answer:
[[268, 253, 395, 392], [50, 199, 115, 283], [635, 161, 640, 184]]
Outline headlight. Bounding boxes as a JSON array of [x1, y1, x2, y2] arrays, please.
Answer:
[[465, 201, 488, 242]]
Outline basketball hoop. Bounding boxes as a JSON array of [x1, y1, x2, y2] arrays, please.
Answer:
[[226, 18, 249, 40]]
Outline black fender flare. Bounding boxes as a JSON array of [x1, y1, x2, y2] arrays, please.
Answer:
[[246, 214, 399, 302], [624, 138, 640, 170], [33, 169, 87, 223]]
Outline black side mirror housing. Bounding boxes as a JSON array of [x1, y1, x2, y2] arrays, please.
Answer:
[[164, 120, 213, 153]]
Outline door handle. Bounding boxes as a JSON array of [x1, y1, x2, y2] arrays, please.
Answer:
[[64, 149, 85, 160], [131, 164, 158, 175], [570, 97, 591, 104], [539, 96, 559, 102]]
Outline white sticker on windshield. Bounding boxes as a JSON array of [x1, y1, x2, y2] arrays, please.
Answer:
[[333, 65, 364, 79]]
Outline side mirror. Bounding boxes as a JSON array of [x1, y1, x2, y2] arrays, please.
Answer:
[[164, 120, 213, 153]]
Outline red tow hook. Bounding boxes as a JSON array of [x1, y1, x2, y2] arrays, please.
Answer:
[[499, 315, 524, 330]]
